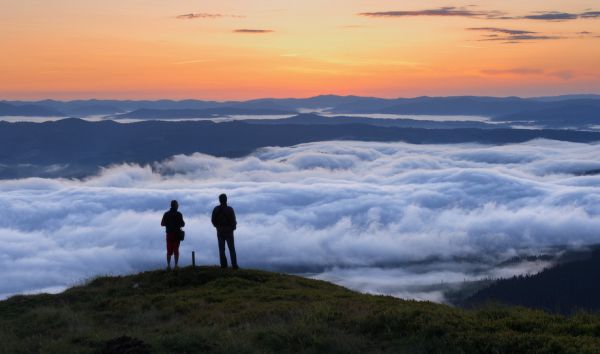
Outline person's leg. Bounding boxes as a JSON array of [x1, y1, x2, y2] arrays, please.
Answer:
[[226, 234, 238, 269], [174, 240, 180, 269], [166, 234, 173, 269], [218, 234, 228, 268]]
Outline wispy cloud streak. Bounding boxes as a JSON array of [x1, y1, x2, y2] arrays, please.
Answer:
[[233, 29, 273, 34], [481, 67, 543, 75], [468, 27, 562, 43], [176, 13, 243, 20], [480, 67, 576, 79], [468, 27, 535, 35], [359, 7, 600, 22], [360, 7, 507, 19]]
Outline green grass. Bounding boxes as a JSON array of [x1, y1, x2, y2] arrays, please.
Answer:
[[1, 267, 600, 353]]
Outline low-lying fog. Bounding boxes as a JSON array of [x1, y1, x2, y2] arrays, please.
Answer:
[[1, 140, 599, 301]]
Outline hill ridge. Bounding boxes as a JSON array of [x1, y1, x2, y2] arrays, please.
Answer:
[[2, 266, 600, 353]]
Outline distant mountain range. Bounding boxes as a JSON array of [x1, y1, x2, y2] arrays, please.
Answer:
[[243, 113, 505, 129], [1, 116, 599, 179], [2, 95, 599, 127], [0, 102, 63, 117], [494, 99, 600, 126], [115, 107, 295, 119], [2, 95, 599, 178]]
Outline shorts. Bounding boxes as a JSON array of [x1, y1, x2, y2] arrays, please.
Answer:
[[166, 233, 180, 256]]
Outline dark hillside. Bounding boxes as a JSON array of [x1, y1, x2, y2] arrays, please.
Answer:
[[465, 249, 600, 314], [1, 267, 600, 353]]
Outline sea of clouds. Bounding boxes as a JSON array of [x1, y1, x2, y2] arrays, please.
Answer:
[[1, 139, 600, 301]]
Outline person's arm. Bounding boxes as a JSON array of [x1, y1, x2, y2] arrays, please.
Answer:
[[161, 212, 166, 226], [179, 212, 185, 228], [230, 207, 237, 230], [211, 207, 218, 228]]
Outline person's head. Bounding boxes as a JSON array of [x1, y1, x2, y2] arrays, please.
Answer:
[[219, 194, 227, 205], [170, 200, 178, 210]]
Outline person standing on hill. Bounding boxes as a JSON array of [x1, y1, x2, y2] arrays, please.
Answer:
[[211, 194, 238, 269], [161, 200, 185, 270]]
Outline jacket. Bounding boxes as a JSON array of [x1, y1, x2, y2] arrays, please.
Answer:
[[161, 209, 185, 234], [211, 205, 237, 235]]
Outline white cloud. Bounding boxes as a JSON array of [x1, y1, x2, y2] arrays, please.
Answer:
[[1, 139, 599, 301]]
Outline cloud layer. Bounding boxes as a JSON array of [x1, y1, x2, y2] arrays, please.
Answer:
[[1, 140, 600, 301], [359, 7, 600, 21]]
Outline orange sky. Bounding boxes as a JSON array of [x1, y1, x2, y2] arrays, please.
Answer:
[[1, 0, 600, 100]]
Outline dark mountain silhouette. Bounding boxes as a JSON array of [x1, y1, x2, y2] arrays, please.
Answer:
[[494, 99, 600, 126], [64, 104, 125, 116], [1, 118, 599, 178], [322, 97, 402, 113], [239, 95, 389, 111], [465, 248, 600, 314], [114, 107, 296, 119], [531, 94, 600, 102], [199, 95, 545, 115], [75, 99, 234, 111], [373, 96, 543, 116], [244, 113, 505, 129], [229, 100, 298, 112], [5, 95, 600, 123], [5, 99, 235, 116], [0, 102, 64, 117]]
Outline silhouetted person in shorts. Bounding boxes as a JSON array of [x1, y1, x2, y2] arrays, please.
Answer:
[[211, 194, 238, 269], [161, 200, 185, 270]]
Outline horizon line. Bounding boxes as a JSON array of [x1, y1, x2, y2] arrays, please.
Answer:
[[3, 92, 600, 103]]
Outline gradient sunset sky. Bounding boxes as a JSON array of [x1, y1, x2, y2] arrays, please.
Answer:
[[2, 0, 600, 100]]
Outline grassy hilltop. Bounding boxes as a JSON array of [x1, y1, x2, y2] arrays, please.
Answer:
[[1, 267, 600, 354]]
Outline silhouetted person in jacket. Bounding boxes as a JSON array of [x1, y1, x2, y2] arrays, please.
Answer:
[[161, 200, 185, 270], [211, 194, 238, 269]]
